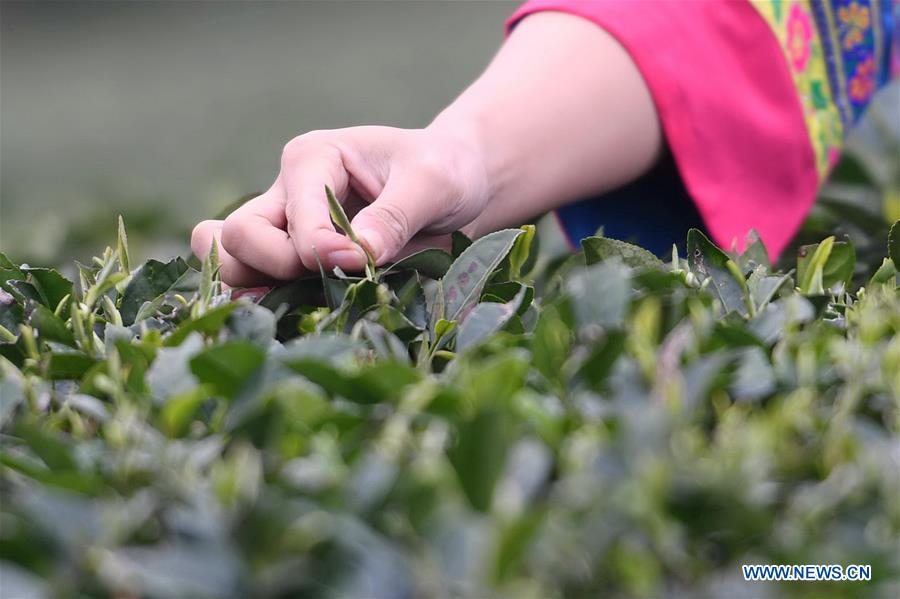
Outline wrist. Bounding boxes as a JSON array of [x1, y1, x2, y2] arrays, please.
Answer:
[[424, 112, 495, 234]]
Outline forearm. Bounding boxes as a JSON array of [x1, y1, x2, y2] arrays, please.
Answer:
[[429, 11, 662, 236]]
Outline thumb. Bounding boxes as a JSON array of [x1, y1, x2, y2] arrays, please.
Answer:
[[350, 176, 433, 264]]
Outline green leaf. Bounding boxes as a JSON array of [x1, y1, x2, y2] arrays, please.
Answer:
[[44, 352, 97, 380], [259, 276, 328, 316], [797, 236, 834, 294], [160, 386, 211, 437], [441, 228, 524, 324], [451, 230, 473, 258], [355, 320, 410, 362], [868, 258, 897, 286], [796, 237, 854, 293], [147, 333, 204, 400], [165, 303, 239, 346], [28, 303, 75, 347], [492, 508, 546, 583], [889, 220, 900, 267], [0, 378, 25, 427], [448, 409, 513, 512], [566, 260, 631, 329], [687, 229, 747, 315], [0, 284, 24, 333], [482, 282, 534, 316], [508, 224, 537, 279], [21, 267, 73, 312], [326, 185, 376, 279], [457, 286, 526, 352], [747, 269, 791, 311], [226, 303, 276, 346], [828, 152, 876, 186], [582, 235, 663, 269], [119, 258, 190, 325], [730, 347, 776, 402], [380, 249, 453, 279], [189, 341, 266, 399], [353, 360, 422, 401], [14, 422, 79, 471], [116, 215, 131, 274], [372, 305, 423, 342], [531, 304, 571, 388], [199, 239, 220, 306], [738, 229, 770, 273], [434, 318, 457, 341], [576, 330, 626, 388]]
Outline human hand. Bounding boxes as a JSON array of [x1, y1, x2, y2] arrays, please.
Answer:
[[191, 126, 489, 286]]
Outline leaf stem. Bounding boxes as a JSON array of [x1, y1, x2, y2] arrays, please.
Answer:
[[325, 185, 377, 280]]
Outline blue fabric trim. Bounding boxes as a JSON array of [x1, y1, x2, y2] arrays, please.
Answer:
[[813, 0, 893, 125], [555, 155, 705, 256]]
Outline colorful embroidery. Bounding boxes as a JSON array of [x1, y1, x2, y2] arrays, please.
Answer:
[[752, 0, 893, 179], [752, 0, 844, 178], [787, 4, 814, 70], [811, 0, 893, 124], [838, 2, 871, 49], [849, 55, 877, 101]]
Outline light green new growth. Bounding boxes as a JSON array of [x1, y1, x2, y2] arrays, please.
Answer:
[[325, 185, 376, 280]]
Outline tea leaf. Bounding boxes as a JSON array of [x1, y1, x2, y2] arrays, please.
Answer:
[[738, 229, 770, 273], [381, 249, 453, 279], [116, 215, 131, 274], [325, 185, 376, 279], [508, 224, 537, 279], [889, 219, 899, 267], [160, 385, 211, 437], [451, 230, 473, 258], [20, 267, 73, 312], [441, 228, 523, 324], [687, 228, 747, 315], [119, 258, 190, 325], [190, 341, 266, 399], [582, 235, 663, 269], [457, 286, 526, 352], [566, 260, 631, 329], [28, 303, 75, 348], [199, 239, 220, 307], [44, 352, 97, 380], [797, 237, 854, 293], [448, 408, 513, 512]]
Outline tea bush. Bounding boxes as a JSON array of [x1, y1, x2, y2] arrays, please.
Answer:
[[1, 210, 898, 598]]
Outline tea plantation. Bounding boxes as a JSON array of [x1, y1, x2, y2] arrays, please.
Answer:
[[1, 216, 898, 598]]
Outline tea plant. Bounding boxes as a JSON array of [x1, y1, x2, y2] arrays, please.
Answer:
[[1, 210, 898, 598]]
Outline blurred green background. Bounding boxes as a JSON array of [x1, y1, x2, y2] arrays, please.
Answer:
[[1, 0, 513, 264], [1, 0, 898, 267]]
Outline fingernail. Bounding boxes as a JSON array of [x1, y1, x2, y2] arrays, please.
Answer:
[[356, 229, 384, 262], [327, 248, 366, 268]]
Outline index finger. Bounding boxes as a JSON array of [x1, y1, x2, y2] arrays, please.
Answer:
[[280, 139, 368, 272], [220, 180, 306, 280]]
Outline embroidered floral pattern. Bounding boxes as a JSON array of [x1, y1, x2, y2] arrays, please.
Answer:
[[837, 2, 870, 49], [813, 0, 892, 123], [752, 0, 844, 178], [787, 4, 814, 70], [752, 0, 892, 177], [848, 56, 876, 101]]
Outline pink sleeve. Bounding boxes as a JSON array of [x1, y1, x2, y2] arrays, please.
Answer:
[[507, 0, 817, 259]]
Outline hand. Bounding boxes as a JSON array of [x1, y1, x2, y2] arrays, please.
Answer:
[[191, 126, 489, 286], [192, 12, 661, 286]]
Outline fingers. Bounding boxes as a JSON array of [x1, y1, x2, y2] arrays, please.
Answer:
[[280, 136, 368, 272], [191, 220, 275, 287], [349, 170, 438, 265], [219, 183, 306, 281]]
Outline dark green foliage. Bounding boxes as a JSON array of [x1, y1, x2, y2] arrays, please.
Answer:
[[0, 220, 898, 599]]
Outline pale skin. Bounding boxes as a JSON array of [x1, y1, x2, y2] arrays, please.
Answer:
[[191, 12, 662, 286]]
